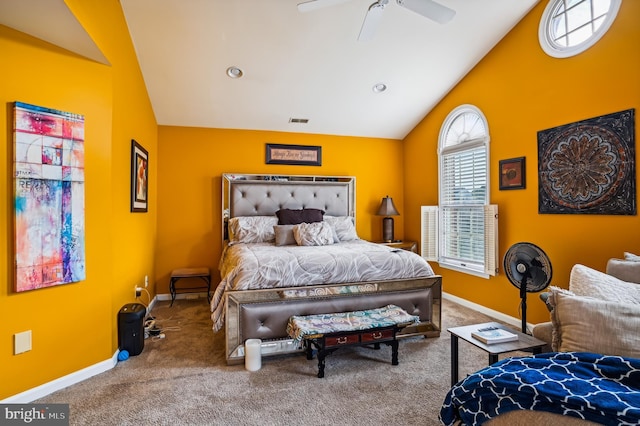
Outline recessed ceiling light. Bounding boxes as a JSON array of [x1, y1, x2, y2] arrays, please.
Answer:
[[226, 66, 243, 78], [372, 83, 387, 93]]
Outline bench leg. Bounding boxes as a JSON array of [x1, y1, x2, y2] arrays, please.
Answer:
[[316, 347, 339, 378], [169, 277, 178, 307], [317, 350, 327, 378], [391, 339, 399, 366], [199, 276, 212, 303], [305, 341, 314, 360]]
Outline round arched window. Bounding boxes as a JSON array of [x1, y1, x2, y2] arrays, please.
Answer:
[[539, 0, 621, 58]]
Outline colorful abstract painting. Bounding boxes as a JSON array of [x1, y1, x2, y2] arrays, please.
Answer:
[[538, 109, 636, 215], [14, 102, 86, 292]]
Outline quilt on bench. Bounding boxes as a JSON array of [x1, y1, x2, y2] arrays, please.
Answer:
[[440, 352, 640, 426], [286, 304, 420, 342]]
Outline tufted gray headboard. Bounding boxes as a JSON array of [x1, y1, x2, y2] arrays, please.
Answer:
[[222, 173, 355, 240]]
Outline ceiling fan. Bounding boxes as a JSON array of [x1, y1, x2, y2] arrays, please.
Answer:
[[297, 0, 456, 41]]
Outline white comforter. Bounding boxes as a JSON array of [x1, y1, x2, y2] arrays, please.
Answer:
[[210, 240, 435, 331]]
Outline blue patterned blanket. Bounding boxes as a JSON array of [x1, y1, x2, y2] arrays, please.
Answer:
[[440, 352, 640, 425]]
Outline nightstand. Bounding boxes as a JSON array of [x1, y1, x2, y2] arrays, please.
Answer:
[[375, 241, 418, 253]]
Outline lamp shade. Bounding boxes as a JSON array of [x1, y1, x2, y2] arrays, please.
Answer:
[[376, 196, 400, 217]]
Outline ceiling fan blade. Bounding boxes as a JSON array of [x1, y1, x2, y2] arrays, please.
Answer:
[[358, 2, 386, 42], [396, 0, 455, 24], [297, 0, 351, 13]]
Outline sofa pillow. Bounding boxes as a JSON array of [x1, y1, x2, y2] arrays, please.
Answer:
[[273, 225, 296, 246], [292, 222, 334, 246], [549, 288, 640, 358], [624, 251, 640, 262], [276, 208, 324, 225], [228, 216, 278, 244], [624, 252, 640, 261], [606, 258, 640, 284], [569, 264, 640, 304], [324, 216, 359, 242]]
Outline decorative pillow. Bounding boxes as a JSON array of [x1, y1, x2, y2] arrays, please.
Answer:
[[606, 258, 640, 283], [324, 216, 359, 242], [624, 252, 640, 261], [569, 264, 640, 304], [549, 288, 640, 358], [276, 208, 324, 225], [540, 285, 573, 312], [273, 225, 296, 246], [292, 222, 334, 246], [228, 216, 278, 244]]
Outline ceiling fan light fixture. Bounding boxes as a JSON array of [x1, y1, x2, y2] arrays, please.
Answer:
[[226, 66, 243, 79], [372, 83, 387, 93]]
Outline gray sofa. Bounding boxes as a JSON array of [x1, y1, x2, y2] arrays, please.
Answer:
[[484, 256, 640, 425], [532, 257, 640, 348]]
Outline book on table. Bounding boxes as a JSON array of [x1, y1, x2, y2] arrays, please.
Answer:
[[471, 326, 518, 344]]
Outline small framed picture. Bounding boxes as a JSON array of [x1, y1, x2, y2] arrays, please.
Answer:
[[499, 157, 526, 190], [265, 143, 321, 166], [131, 139, 149, 212]]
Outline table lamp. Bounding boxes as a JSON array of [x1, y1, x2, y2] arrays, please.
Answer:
[[376, 196, 400, 243]]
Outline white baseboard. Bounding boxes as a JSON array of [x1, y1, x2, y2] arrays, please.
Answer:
[[442, 291, 534, 331], [2, 296, 160, 403], [155, 292, 209, 302], [147, 295, 158, 312], [2, 352, 118, 403]]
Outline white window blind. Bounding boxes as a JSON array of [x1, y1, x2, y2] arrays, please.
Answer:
[[441, 147, 487, 205]]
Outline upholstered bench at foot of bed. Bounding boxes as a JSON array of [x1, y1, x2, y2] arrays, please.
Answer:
[[286, 304, 420, 378], [169, 267, 211, 306]]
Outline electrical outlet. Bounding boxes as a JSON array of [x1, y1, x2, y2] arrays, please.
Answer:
[[144, 275, 149, 288]]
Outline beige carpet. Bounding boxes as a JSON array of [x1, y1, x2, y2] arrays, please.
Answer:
[[37, 297, 509, 425]]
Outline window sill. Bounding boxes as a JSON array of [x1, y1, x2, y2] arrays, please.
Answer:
[[438, 262, 491, 279]]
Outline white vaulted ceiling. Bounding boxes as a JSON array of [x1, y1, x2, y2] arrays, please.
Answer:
[[2, 0, 540, 139]]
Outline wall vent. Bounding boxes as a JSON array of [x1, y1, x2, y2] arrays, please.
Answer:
[[289, 118, 309, 124]]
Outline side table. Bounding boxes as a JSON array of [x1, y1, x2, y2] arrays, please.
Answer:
[[447, 321, 547, 386], [374, 241, 418, 253]]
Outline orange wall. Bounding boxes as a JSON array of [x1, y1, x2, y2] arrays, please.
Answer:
[[3, 0, 639, 401], [156, 127, 404, 293], [403, 1, 640, 324], [0, 0, 157, 399], [67, 0, 159, 332]]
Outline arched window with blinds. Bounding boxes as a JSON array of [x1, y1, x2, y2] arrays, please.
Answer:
[[421, 104, 498, 278]]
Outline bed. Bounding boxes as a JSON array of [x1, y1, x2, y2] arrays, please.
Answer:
[[210, 173, 442, 365], [440, 352, 640, 425]]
